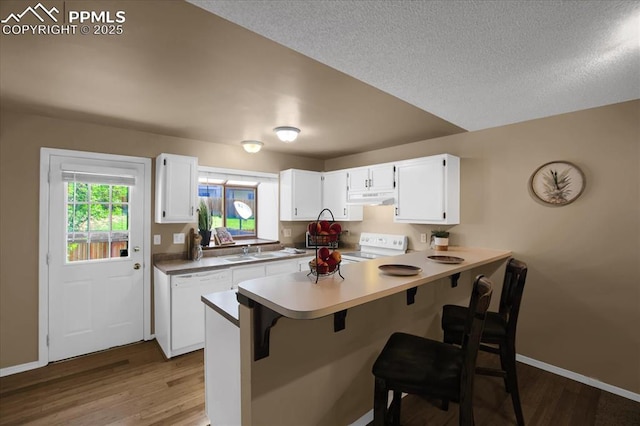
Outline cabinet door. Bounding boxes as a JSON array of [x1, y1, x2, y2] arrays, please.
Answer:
[[347, 167, 369, 192], [298, 258, 311, 272], [155, 153, 197, 223], [265, 259, 299, 276], [369, 164, 396, 192], [293, 170, 322, 219], [280, 169, 322, 221], [395, 157, 444, 223], [322, 171, 363, 221], [231, 265, 266, 289]]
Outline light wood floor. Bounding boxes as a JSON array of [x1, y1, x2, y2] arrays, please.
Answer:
[[1, 340, 638, 425]]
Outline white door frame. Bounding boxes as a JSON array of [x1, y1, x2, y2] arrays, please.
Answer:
[[38, 148, 152, 367]]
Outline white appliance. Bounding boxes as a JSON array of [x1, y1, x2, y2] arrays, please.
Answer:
[[341, 232, 408, 264], [155, 268, 231, 358]]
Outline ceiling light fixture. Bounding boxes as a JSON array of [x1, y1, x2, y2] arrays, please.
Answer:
[[274, 126, 300, 142], [241, 140, 263, 153]]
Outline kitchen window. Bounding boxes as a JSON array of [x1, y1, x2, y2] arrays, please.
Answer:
[[199, 180, 257, 238], [198, 167, 279, 241]]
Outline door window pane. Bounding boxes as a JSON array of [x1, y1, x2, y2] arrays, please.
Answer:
[[66, 182, 130, 262]]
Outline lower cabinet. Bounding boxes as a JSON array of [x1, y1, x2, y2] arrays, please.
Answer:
[[155, 257, 306, 359], [154, 268, 231, 358], [231, 264, 265, 290]]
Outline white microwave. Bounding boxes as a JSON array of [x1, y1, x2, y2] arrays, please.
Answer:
[[305, 232, 339, 248]]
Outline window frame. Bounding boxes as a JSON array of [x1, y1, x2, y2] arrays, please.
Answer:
[[198, 181, 258, 240]]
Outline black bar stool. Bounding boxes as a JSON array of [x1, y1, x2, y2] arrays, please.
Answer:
[[372, 275, 493, 426], [442, 258, 528, 426]]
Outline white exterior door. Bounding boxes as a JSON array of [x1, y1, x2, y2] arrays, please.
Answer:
[[47, 154, 146, 362]]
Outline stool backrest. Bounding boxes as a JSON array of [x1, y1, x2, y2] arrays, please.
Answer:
[[460, 275, 493, 402], [498, 259, 528, 340]]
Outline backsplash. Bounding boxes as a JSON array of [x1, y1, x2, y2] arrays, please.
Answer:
[[279, 205, 456, 252]]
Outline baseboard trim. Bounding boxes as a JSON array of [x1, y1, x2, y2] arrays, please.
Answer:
[[516, 354, 640, 402], [2, 337, 156, 378], [350, 410, 373, 426], [0, 360, 42, 377], [350, 355, 639, 424]]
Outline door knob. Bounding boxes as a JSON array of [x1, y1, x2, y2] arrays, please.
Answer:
[[134, 263, 141, 270]]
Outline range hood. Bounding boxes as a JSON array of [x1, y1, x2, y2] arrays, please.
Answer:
[[346, 191, 395, 206]]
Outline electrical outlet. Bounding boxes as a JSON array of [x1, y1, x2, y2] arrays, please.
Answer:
[[283, 228, 292, 237], [153, 235, 161, 245], [420, 233, 427, 243], [173, 233, 185, 244]]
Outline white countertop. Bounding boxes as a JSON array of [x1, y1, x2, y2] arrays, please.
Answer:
[[202, 290, 239, 326], [237, 247, 511, 320], [155, 249, 312, 275]]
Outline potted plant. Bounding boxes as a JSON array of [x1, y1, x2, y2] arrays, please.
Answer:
[[431, 230, 450, 251], [198, 200, 212, 247]]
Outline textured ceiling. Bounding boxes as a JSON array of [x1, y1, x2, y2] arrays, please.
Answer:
[[189, 0, 640, 131], [1, 1, 638, 160], [0, 0, 464, 160]]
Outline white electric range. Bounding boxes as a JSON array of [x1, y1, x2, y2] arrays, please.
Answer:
[[341, 232, 409, 264]]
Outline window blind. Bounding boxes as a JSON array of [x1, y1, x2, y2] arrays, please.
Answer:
[[61, 163, 136, 186]]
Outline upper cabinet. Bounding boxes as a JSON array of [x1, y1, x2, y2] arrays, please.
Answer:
[[279, 169, 322, 221], [278, 154, 459, 224], [347, 163, 396, 193], [394, 154, 460, 224], [320, 170, 363, 221], [155, 153, 198, 223]]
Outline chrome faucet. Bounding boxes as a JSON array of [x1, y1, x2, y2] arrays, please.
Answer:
[[242, 245, 250, 255]]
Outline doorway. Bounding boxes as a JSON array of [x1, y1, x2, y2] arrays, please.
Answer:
[[39, 148, 152, 363]]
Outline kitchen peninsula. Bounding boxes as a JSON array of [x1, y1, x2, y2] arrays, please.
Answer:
[[202, 247, 511, 425]]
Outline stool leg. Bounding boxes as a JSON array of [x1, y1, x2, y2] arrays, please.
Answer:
[[459, 391, 474, 426], [498, 342, 510, 393], [373, 377, 388, 426], [390, 391, 402, 426], [505, 342, 524, 426]]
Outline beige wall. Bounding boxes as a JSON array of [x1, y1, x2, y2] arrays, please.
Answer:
[[0, 110, 320, 369], [324, 100, 640, 394], [2, 100, 639, 395]]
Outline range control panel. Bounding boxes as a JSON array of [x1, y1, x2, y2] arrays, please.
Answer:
[[358, 233, 408, 252]]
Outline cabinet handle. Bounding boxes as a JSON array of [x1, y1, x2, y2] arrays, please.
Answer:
[[344, 208, 346, 215], [295, 207, 298, 216], [365, 179, 368, 188], [395, 207, 398, 216], [368, 178, 373, 187]]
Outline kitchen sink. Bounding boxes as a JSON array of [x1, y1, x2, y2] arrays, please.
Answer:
[[251, 253, 278, 259], [222, 251, 289, 263], [224, 256, 254, 263]]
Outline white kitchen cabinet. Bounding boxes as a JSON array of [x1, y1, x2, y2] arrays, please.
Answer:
[[347, 163, 396, 193], [279, 169, 322, 221], [298, 258, 312, 272], [320, 170, 363, 221], [231, 264, 265, 290], [265, 259, 299, 276], [231, 258, 301, 289], [394, 154, 460, 224], [155, 153, 198, 223], [154, 267, 231, 358]]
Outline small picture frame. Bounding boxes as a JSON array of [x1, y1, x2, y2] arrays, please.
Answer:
[[215, 227, 235, 245], [529, 161, 585, 206]]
